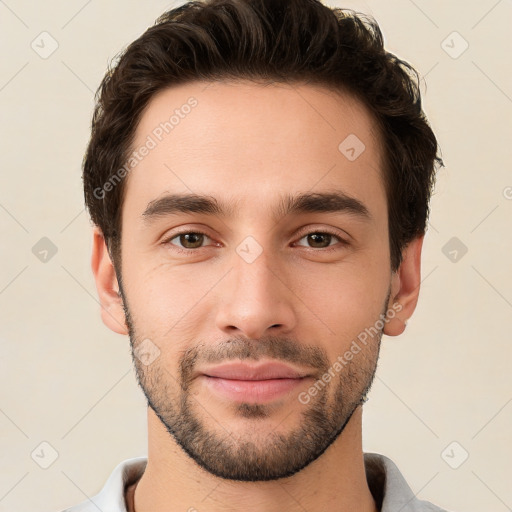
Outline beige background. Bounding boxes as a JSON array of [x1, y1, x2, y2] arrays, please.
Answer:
[[1, 1, 511, 511]]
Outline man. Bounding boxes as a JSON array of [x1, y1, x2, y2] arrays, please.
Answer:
[[63, 0, 448, 510]]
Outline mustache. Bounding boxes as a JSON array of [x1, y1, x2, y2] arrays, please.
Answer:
[[178, 335, 330, 390]]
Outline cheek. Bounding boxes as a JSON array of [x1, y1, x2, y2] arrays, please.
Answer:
[[291, 258, 390, 347], [122, 259, 221, 339]]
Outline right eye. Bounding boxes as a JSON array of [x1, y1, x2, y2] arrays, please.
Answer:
[[164, 231, 214, 251]]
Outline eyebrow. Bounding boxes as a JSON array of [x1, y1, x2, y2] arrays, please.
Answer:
[[142, 191, 371, 224]]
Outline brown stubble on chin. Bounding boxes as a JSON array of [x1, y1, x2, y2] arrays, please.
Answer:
[[175, 337, 330, 423], [131, 329, 382, 481], [124, 284, 390, 481], [236, 402, 271, 419]]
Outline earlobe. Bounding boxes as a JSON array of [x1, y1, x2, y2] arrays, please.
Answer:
[[383, 235, 424, 337], [91, 227, 128, 335]]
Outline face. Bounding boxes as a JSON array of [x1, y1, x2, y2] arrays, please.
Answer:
[[111, 80, 400, 481]]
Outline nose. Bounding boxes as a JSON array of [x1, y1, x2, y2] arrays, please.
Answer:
[[214, 249, 297, 340]]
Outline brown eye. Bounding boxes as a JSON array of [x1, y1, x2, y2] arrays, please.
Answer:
[[305, 233, 333, 248], [170, 232, 209, 249], [295, 232, 339, 249]]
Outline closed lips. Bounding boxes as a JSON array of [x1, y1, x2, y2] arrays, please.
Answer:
[[200, 362, 311, 380]]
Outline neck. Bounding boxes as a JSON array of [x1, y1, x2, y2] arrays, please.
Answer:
[[131, 407, 378, 512]]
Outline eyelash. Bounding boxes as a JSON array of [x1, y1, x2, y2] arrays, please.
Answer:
[[162, 228, 348, 255]]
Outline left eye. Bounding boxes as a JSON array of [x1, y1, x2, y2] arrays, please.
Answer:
[[295, 232, 341, 249], [168, 232, 211, 249]]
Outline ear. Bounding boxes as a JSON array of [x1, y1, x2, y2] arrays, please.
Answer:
[[383, 235, 423, 337], [91, 227, 128, 335]]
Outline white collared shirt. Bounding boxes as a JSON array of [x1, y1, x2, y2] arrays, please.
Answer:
[[59, 452, 450, 511]]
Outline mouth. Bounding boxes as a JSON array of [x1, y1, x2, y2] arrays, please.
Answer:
[[198, 361, 313, 403]]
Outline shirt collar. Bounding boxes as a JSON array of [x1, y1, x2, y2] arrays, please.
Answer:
[[68, 452, 444, 512]]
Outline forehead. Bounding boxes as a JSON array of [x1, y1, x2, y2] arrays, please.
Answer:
[[124, 80, 386, 220]]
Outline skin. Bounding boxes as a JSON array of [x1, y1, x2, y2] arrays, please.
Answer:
[[92, 80, 423, 512]]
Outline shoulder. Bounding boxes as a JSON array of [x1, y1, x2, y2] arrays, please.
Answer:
[[57, 457, 147, 512], [364, 452, 454, 512]]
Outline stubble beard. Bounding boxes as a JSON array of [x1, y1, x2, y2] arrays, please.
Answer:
[[121, 285, 388, 481]]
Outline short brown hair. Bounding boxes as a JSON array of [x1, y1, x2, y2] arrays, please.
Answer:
[[83, 0, 442, 272]]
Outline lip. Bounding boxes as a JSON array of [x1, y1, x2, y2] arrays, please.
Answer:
[[198, 361, 314, 403], [200, 361, 312, 380]]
